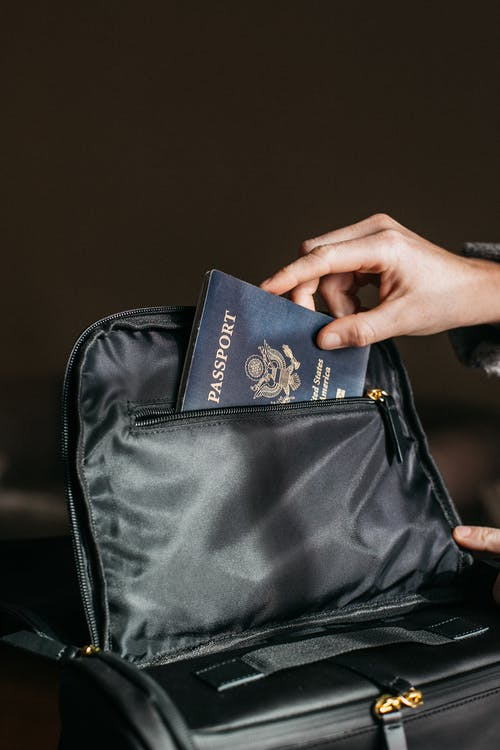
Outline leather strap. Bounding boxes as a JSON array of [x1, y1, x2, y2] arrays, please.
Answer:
[[334, 651, 414, 695], [380, 710, 409, 750], [196, 615, 488, 691], [0, 602, 79, 661], [0, 628, 79, 661]]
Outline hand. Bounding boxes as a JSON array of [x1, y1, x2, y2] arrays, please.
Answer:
[[454, 526, 500, 605], [261, 214, 500, 349]]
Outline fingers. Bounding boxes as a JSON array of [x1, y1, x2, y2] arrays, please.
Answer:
[[453, 525, 500, 554], [290, 268, 361, 315], [316, 302, 399, 349], [261, 231, 394, 297], [289, 277, 319, 311], [300, 213, 409, 254], [317, 273, 361, 317]]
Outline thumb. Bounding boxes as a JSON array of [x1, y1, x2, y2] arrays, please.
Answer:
[[317, 305, 399, 349], [453, 525, 500, 555], [454, 526, 500, 607]]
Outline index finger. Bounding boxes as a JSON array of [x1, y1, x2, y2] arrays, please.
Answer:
[[261, 233, 390, 296]]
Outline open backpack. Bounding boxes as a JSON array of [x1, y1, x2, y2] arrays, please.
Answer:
[[2, 305, 499, 750]]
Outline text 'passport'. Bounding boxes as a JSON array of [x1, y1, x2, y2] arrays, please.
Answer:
[[176, 270, 370, 411]]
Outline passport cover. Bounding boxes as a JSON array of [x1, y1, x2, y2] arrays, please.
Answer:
[[177, 270, 370, 411]]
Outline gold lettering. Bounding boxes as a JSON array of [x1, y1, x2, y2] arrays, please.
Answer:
[[312, 358, 324, 392], [207, 310, 237, 404], [320, 366, 331, 399], [218, 334, 232, 349]]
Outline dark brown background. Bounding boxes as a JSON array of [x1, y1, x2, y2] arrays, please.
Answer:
[[0, 3, 499, 748], [1, 0, 499, 499], [1, 2, 498, 392]]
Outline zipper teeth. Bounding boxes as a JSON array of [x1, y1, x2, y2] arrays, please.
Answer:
[[61, 305, 190, 646], [142, 595, 430, 668], [134, 396, 376, 427]]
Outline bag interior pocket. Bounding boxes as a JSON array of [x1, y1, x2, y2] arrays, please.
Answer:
[[72, 313, 468, 664]]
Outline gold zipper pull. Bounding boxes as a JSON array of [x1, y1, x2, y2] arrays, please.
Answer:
[[366, 388, 404, 463], [374, 687, 423, 717], [80, 644, 101, 656], [366, 388, 387, 402], [373, 688, 423, 750]]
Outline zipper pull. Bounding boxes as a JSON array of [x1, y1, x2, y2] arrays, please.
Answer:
[[80, 644, 101, 656], [373, 687, 423, 750], [366, 389, 404, 463]]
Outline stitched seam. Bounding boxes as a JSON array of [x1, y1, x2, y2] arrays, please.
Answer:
[[427, 617, 487, 639], [449, 627, 486, 638], [196, 658, 240, 675], [427, 617, 458, 628]]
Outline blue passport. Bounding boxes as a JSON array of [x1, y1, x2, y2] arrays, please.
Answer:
[[177, 270, 370, 411]]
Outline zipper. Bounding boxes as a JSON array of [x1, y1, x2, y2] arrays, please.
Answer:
[[61, 305, 191, 647], [366, 388, 404, 463], [80, 644, 102, 656], [133, 389, 405, 464], [143, 594, 438, 668], [133, 394, 376, 427]]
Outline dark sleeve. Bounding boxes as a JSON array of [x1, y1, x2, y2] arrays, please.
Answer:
[[448, 243, 500, 377]]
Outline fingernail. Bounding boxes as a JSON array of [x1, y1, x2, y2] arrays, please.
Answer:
[[320, 332, 342, 349], [454, 525, 472, 539]]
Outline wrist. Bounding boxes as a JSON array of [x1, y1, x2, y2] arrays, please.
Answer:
[[456, 257, 500, 328]]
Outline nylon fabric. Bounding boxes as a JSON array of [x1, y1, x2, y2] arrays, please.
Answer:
[[71, 311, 469, 663]]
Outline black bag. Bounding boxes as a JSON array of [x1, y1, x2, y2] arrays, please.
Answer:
[[2, 305, 499, 749]]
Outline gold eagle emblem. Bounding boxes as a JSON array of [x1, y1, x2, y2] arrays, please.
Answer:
[[245, 341, 301, 403]]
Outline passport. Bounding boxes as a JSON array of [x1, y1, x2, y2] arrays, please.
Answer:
[[176, 270, 370, 412]]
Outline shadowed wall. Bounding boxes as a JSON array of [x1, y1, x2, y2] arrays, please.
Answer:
[[0, 5, 499, 748], [1, 1, 498, 407]]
